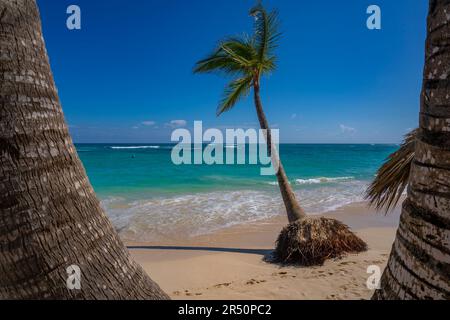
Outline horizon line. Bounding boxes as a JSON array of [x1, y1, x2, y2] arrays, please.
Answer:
[[73, 142, 401, 145]]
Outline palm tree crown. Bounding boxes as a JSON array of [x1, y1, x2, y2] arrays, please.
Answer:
[[194, 5, 280, 115]]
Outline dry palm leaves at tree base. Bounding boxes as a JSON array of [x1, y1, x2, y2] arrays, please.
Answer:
[[273, 217, 368, 266]]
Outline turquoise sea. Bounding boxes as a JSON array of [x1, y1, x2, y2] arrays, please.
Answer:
[[76, 144, 398, 241]]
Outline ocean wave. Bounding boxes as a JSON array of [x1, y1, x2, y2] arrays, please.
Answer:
[[266, 181, 293, 186], [101, 180, 367, 242], [295, 176, 354, 185], [110, 146, 160, 149]]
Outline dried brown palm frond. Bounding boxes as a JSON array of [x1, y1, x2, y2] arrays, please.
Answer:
[[365, 129, 418, 213], [273, 217, 368, 266]]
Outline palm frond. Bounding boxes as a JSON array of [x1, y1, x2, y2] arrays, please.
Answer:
[[217, 76, 253, 116], [193, 48, 242, 75], [220, 38, 256, 69], [261, 55, 277, 73], [365, 129, 418, 213], [194, 37, 256, 75], [249, 5, 281, 66]]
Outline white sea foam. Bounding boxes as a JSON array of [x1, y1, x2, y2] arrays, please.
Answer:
[[295, 176, 354, 185], [110, 146, 160, 149], [266, 181, 293, 186], [101, 179, 367, 242]]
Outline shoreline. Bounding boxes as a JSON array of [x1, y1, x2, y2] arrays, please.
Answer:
[[127, 200, 402, 300]]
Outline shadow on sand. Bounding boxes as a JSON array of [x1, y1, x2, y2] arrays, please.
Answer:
[[127, 245, 272, 256]]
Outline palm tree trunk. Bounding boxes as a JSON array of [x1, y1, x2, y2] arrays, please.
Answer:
[[373, 0, 450, 300], [253, 78, 306, 222], [0, 0, 168, 299]]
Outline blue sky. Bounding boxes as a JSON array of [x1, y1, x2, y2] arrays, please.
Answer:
[[38, 0, 428, 143]]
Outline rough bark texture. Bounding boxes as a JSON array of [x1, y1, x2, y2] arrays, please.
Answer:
[[373, 0, 450, 300], [253, 77, 306, 222], [0, 0, 169, 299]]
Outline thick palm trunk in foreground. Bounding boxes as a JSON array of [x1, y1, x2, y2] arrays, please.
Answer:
[[253, 78, 306, 223], [373, 0, 450, 300], [0, 0, 168, 299]]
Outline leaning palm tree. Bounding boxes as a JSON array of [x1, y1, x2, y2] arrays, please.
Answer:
[[194, 3, 367, 265], [365, 129, 417, 213], [373, 0, 450, 299], [0, 0, 168, 299]]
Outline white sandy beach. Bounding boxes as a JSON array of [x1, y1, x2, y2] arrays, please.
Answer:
[[128, 201, 401, 300]]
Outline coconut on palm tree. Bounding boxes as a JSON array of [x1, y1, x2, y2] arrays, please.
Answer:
[[372, 0, 450, 299], [194, 3, 367, 265], [0, 0, 168, 299]]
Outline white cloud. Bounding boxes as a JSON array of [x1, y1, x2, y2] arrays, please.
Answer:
[[216, 123, 257, 130], [294, 125, 305, 132], [132, 126, 139, 129], [340, 124, 356, 134], [166, 120, 187, 128], [142, 121, 156, 126]]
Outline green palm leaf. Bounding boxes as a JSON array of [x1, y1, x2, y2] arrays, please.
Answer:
[[220, 38, 256, 69], [193, 48, 242, 75], [194, 3, 280, 117], [194, 37, 256, 75], [365, 129, 417, 213], [217, 76, 253, 115], [250, 4, 281, 65]]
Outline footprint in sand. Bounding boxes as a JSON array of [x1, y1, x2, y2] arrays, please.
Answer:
[[183, 291, 202, 296], [183, 289, 193, 296], [314, 270, 327, 278], [271, 271, 287, 277], [213, 282, 232, 288], [246, 279, 268, 285], [374, 260, 385, 264]]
